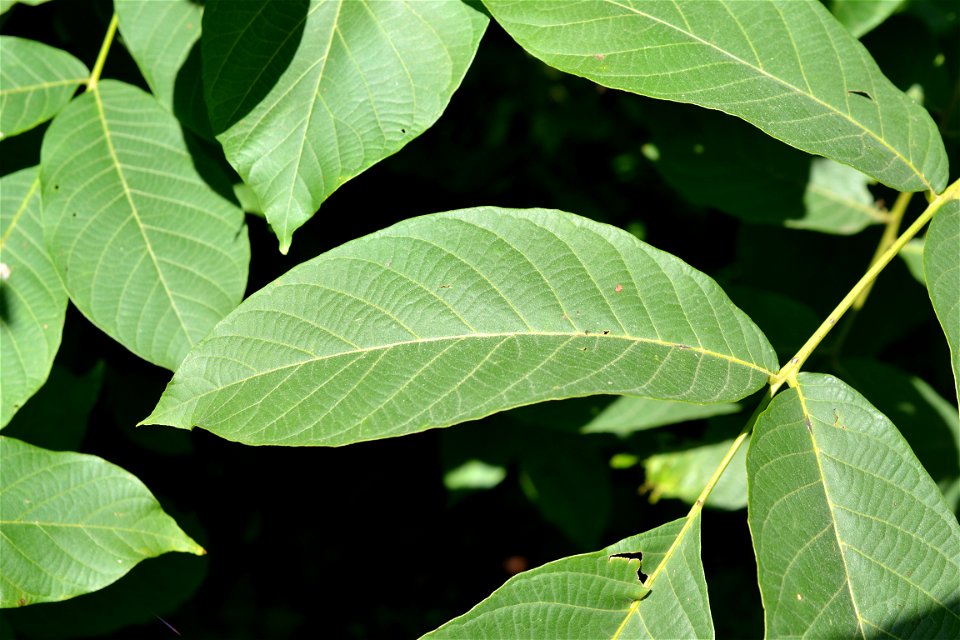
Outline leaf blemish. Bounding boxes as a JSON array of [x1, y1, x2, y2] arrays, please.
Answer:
[[601, 330, 610, 335], [614, 283, 623, 293], [594, 53, 605, 60], [609, 551, 647, 582], [804, 417, 813, 433], [847, 89, 873, 101]]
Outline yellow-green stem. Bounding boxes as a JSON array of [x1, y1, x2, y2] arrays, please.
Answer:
[[87, 14, 118, 91]]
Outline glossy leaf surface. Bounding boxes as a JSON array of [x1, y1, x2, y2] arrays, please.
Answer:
[[0, 167, 67, 427], [423, 517, 712, 639], [747, 373, 960, 638], [0, 436, 204, 607], [40, 81, 249, 370], [924, 199, 960, 405], [0, 36, 87, 139], [484, 0, 947, 193], [203, 0, 488, 252], [146, 207, 777, 446]]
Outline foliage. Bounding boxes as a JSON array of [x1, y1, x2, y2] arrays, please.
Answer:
[[0, 0, 957, 637]]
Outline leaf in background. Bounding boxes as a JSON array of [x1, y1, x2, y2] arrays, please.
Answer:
[[0, 166, 67, 427], [923, 198, 960, 406], [899, 237, 925, 283], [747, 373, 960, 638], [0, 0, 51, 17], [581, 396, 739, 437], [0, 436, 205, 607], [830, 0, 906, 38], [484, 0, 947, 193], [423, 517, 712, 639], [0, 36, 88, 140], [724, 286, 821, 362], [203, 0, 488, 252], [146, 207, 778, 446], [40, 80, 249, 370], [644, 105, 884, 234]]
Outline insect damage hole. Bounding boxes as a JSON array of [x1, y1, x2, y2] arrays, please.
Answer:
[[847, 89, 873, 101], [609, 551, 648, 583]]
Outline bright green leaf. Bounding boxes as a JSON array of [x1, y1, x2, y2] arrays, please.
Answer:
[[0, 436, 205, 607], [924, 199, 960, 406], [0, 36, 88, 140], [146, 207, 777, 446], [830, 0, 905, 38], [0, 166, 67, 428], [747, 373, 960, 638], [203, 0, 488, 252], [40, 80, 249, 370], [581, 396, 739, 437], [444, 459, 506, 492], [483, 0, 947, 193], [899, 237, 925, 284], [644, 436, 747, 511], [423, 517, 712, 639]]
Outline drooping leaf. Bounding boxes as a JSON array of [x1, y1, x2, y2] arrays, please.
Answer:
[[924, 197, 960, 405], [0, 36, 88, 140], [0, 436, 205, 607], [483, 0, 947, 194], [0, 166, 67, 427], [830, 0, 905, 38], [423, 517, 712, 639], [146, 207, 778, 446], [203, 0, 488, 252], [581, 396, 739, 437], [40, 80, 249, 370], [747, 373, 960, 638]]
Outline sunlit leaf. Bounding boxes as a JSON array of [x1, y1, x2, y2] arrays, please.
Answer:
[[40, 80, 249, 370], [581, 396, 739, 437], [0, 436, 205, 607], [0, 36, 88, 140], [899, 238, 924, 284], [203, 0, 488, 252], [924, 199, 960, 406], [423, 517, 712, 639], [0, 166, 67, 427], [484, 0, 947, 193], [830, 0, 905, 38], [146, 207, 777, 446], [747, 373, 960, 638], [644, 434, 747, 511]]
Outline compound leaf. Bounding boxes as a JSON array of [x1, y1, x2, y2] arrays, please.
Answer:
[[747, 373, 960, 638], [146, 207, 777, 446], [0, 436, 204, 607], [0, 167, 67, 428], [924, 198, 960, 406], [203, 0, 488, 252], [0, 36, 88, 139], [422, 517, 712, 639], [484, 0, 947, 194], [40, 80, 249, 370]]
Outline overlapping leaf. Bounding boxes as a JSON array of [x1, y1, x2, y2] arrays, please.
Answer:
[[423, 517, 712, 639], [203, 0, 488, 252], [0, 167, 67, 428], [830, 0, 905, 38], [146, 207, 777, 446], [645, 438, 747, 511], [581, 396, 739, 437], [924, 197, 960, 405], [0, 36, 88, 139], [483, 0, 947, 194], [40, 80, 249, 370], [0, 436, 204, 607], [747, 373, 960, 638]]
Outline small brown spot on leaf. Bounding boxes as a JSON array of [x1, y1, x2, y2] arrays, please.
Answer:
[[18, 598, 27, 607], [438, 284, 452, 289], [676, 344, 691, 350], [614, 283, 623, 293], [594, 53, 605, 60]]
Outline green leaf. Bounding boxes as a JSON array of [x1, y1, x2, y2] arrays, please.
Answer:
[[0, 36, 88, 140], [483, 0, 948, 194], [423, 517, 712, 639], [747, 373, 960, 638], [40, 80, 249, 370], [0, 0, 51, 16], [203, 0, 488, 253], [644, 429, 747, 511], [0, 166, 67, 428], [581, 396, 740, 437], [924, 198, 960, 406], [899, 238, 924, 284], [146, 207, 778, 446], [830, 0, 905, 38], [0, 436, 205, 607]]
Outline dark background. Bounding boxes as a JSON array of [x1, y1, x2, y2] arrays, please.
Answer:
[[1, 1, 957, 638]]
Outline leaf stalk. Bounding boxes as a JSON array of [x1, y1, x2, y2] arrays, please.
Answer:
[[87, 14, 118, 92]]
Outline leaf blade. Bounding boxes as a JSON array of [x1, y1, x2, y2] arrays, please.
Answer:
[[146, 207, 777, 446], [924, 198, 960, 406]]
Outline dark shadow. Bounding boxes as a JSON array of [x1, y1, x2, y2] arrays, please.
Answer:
[[202, 0, 309, 135], [0, 282, 9, 324], [172, 38, 213, 139], [864, 596, 960, 638]]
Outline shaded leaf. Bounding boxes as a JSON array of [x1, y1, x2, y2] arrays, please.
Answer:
[[0, 166, 67, 427], [899, 237, 924, 284], [644, 431, 747, 511], [0, 36, 87, 140], [40, 80, 249, 370], [0, 0, 51, 16], [146, 207, 777, 446], [0, 436, 204, 607], [423, 517, 712, 639], [747, 373, 960, 638], [203, 0, 488, 252], [484, 0, 947, 193], [924, 198, 960, 405], [581, 396, 739, 437], [830, 0, 905, 38]]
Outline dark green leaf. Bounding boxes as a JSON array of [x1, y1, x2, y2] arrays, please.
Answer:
[[830, 0, 905, 38], [581, 396, 739, 437], [924, 199, 960, 405]]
